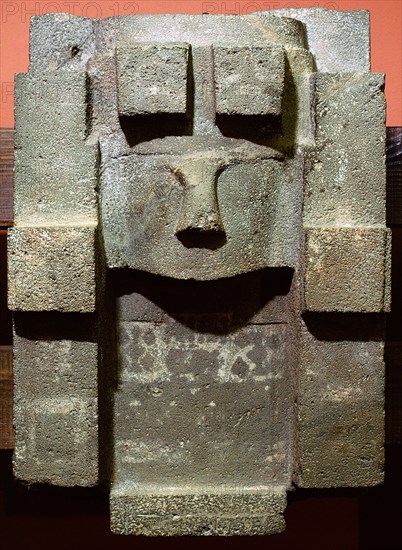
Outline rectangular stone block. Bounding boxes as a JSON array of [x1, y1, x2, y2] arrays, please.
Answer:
[[298, 315, 384, 488], [110, 485, 287, 536], [13, 318, 98, 486], [14, 70, 98, 226], [14, 397, 98, 486], [304, 227, 391, 312], [303, 73, 386, 227], [116, 43, 189, 115], [214, 45, 285, 116], [115, 320, 293, 488], [8, 226, 97, 312], [112, 14, 306, 51], [9, 10, 389, 535]]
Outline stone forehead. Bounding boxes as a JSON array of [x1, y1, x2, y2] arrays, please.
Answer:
[[108, 14, 307, 48], [30, 13, 308, 54], [29, 10, 371, 74]]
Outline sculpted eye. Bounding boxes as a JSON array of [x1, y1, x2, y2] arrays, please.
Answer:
[[214, 45, 286, 141], [116, 43, 191, 145]]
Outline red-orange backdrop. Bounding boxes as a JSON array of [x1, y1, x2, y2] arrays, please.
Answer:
[[0, 0, 401, 127]]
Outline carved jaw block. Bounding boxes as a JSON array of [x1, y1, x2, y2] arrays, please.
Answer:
[[9, 9, 388, 536]]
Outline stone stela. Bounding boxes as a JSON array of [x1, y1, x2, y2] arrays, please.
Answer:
[[8, 9, 390, 536]]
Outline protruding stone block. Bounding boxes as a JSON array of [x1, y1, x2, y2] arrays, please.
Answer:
[[14, 70, 98, 226], [13, 317, 98, 486], [304, 227, 391, 312], [29, 13, 96, 70], [14, 396, 98, 486], [116, 43, 190, 115], [268, 8, 370, 72], [298, 316, 384, 488], [303, 72, 386, 227], [110, 485, 287, 536], [101, 155, 302, 278], [8, 226, 97, 312], [214, 45, 285, 116]]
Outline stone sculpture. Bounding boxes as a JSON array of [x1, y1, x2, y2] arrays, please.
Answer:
[[8, 9, 390, 535]]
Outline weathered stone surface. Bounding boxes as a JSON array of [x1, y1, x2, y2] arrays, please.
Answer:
[[214, 45, 285, 116], [14, 70, 98, 226], [110, 268, 296, 535], [10, 9, 388, 538], [110, 13, 307, 49], [117, 43, 189, 115], [298, 316, 385, 488], [113, 270, 296, 488], [268, 8, 371, 72], [29, 13, 95, 71], [101, 153, 303, 278], [13, 314, 98, 486], [304, 228, 391, 312], [110, 486, 287, 536], [8, 226, 97, 312], [115, 324, 293, 485], [304, 73, 386, 227]]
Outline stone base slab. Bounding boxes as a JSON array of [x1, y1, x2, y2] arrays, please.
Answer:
[[110, 485, 287, 536]]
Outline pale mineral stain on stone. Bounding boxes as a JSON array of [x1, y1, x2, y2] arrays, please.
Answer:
[[117, 440, 187, 464]]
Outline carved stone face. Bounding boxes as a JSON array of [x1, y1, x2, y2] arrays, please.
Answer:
[[100, 16, 313, 279], [10, 9, 388, 538]]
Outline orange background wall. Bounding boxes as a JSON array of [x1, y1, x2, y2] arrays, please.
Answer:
[[0, 0, 401, 127]]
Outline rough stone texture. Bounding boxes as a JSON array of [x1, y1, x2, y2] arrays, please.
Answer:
[[111, 270, 296, 533], [115, 321, 293, 486], [11, 36, 102, 489], [14, 70, 98, 227], [267, 8, 371, 72], [29, 13, 96, 71], [13, 314, 98, 486], [109, 14, 307, 49], [214, 45, 285, 116], [298, 316, 385, 488], [110, 486, 287, 536], [304, 73, 386, 228], [10, 9, 388, 537], [8, 226, 97, 312], [117, 43, 189, 115], [305, 228, 391, 312]]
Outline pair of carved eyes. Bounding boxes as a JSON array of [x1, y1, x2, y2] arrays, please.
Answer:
[[116, 43, 285, 144]]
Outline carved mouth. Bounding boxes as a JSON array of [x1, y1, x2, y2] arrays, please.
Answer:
[[175, 227, 227, 250]]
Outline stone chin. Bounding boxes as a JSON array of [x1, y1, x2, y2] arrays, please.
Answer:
[[105, 250, 296, 282]]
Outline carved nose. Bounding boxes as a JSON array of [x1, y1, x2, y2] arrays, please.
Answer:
[[172, 158, 226, 248]]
